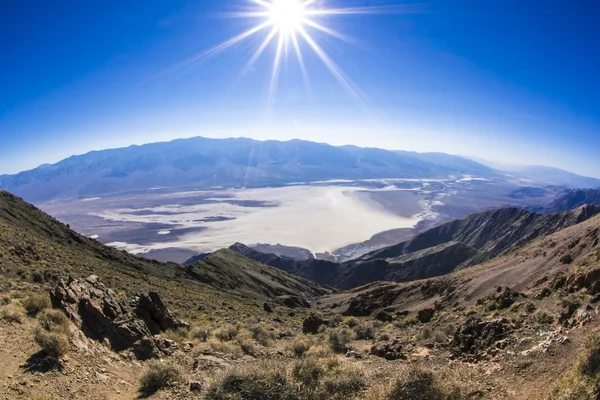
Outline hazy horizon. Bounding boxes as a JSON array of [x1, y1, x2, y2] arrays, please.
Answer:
[[1, 133, 599, 179]]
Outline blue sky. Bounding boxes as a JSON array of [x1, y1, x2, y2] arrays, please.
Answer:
[[1, 0, 599, 176]]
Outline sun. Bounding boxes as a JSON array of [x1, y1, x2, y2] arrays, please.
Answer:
[[268, 0, 307, 35], [187, 1, 409, 106]]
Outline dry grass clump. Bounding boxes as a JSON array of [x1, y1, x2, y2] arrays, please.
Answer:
[[33, 309, 71, 363], [289, 335, 312, 358], [0, 305, 24, 324], [306, 344, 331, 359], [249, 323, 276, 346], [214, 323, 239, 342], [140, 360, 185, 394], [206, 358, 365, 400], [353, 321, 376, 340], [532, 310, 555, 325], [552, 332, 600, 399], [343, 316, 360, 327], [34, 329, 69, 361], [195, 338, 243, 357], [328, 326, 356, 353], [22, 293, 51, 316], [190, 325, 212, 342], [375, 366, 472, 400], [38, 309, 70, 333]]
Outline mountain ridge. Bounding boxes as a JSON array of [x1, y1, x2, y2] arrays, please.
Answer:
[[225, 204, 600, 289], [3, 136, 599, 202]]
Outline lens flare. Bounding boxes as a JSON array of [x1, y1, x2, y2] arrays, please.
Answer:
[[186, 1, 415, 106]]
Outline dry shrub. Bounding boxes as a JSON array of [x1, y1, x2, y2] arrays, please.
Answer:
[[249, 323, 276, 346], [34, 309, 70, 362], [238, 338, 258, 356], [206, 361, 296, 400], [214, 323, 239, 342], [328, 326, 356, 353], [290, 335, 312, 358], [38, 309, 69, 334], [23, 293, 51, 317], [34, 328, 69, 360], [140, 360, 185, 394], [191, 325, 212, 342], [364, 365, 477, 400], [306, 344, 331, 359], [200, 338, 243, 357], [1, 305, 23, 324], [206, 359, 365, 400], [354, 322, 375, 340], [343, 317, 360, 328]]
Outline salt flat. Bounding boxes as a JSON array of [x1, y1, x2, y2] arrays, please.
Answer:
[[87, 185, 426, 255]]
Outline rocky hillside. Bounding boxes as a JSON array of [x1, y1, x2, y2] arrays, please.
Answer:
[[231, 205, 600, 289], [0, 190, 329, 306], [531, 188, 600, 214]]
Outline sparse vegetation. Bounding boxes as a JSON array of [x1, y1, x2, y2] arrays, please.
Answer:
[[215, 323, 240, 342], [383, 366, 469, 400], [190, 325, 212, 341], [533, 310, 555, 325], [0, 305, 24, 323], [34, 327, 69, 361], [552, 332, 600, 399], [290, 335, 312, 357], [249, 323, 276, 346], [33, 307, 71, 363], [23, 293, 51, 316], [328, 326, 356, 353], [354, 321, 376, 340], [140, 360, 185, 394], [37, 309, 69, 334], [206, 358, 365, 400]]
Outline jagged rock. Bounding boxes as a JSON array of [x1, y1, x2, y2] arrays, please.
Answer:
[[134, 292, 188, 335], [569, 303, 595, 327], [374, 310, 393, 322], [50, 275, 187, 360], [560, 254, 574, 264], [370, 340, 405, 360], [417, 308, 435, 323], [302, 313, 328, 334], [274, 295, 311, 308], [591, 293, 600, 303], [451, 317, 510, 357], [559, 302, 581, 325], [342, 298, 373, 317]]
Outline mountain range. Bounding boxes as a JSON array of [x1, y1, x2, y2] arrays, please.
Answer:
[[224, 204, 600, 289], [2, 136, 600, 202]]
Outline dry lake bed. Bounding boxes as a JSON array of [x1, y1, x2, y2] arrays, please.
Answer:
[[38, 178, 554, 262]]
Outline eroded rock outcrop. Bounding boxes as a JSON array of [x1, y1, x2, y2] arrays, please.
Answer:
[[370, 340, 405, 360], [302, 313, 328, 334], [50, 275, 188, 360], [451, 317, 510, 357]]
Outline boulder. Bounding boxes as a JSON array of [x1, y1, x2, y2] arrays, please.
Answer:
[[374, 310, 393, 322], [451, 317, 510, 357], [417, 308, 435, 323], [274, 295, 311, 308], [370, 340, 405, 360], [302, 313, 328, 334], [50, 275, 187, 360]]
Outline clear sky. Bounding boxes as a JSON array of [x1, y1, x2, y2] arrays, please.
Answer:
[[1, 0, 599, 176]]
